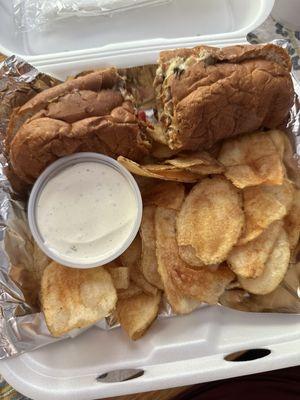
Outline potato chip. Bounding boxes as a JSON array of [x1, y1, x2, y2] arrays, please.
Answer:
[[263, 179, 294, 212], [284, 190, 300, 249], [228, 221, 282, 278], [164, 152, 225, 175], [120, 235, 158, 295], [10, 263, 40, 308], [155, 207, 200, 313], [140, 206, 163, 289], [280, 133, 300, 187], [143, 181, 185, 210], [239, 228, 290, 295], [219, 289, 251, 311], [155, 207, 234, 304], [171, 263, 235, 304], [120, 235, 141, 266], [134, 176, 157, 195], [33, 241, 51, 282], [249, 263, 300, 312], [116, 291, 161, 340], [238, 180, 293, 244], [41, 262, 117, 337], [131, 264, 159, 295], [269, 130, 296, 171], [226, 280, 242, 290], [117, 283, 142, 299], [291, 240, 300, 264], [269, 129, 300, 188], [221, 263, 300, 313], [269, 130, 286, 159], [117, 156, 199, 182], [218, 131, 284, 189], [106, 266, 130, 289], [146, 164, 199, 181], [177, 177, 244, 264], [178, 245, 204, 267]]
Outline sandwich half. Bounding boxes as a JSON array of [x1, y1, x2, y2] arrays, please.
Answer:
[[154, 44, 294, 150], [8, 68, 151, 184]]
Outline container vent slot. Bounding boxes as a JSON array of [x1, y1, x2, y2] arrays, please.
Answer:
[[97, 369, 144, 383], [224, 349, 271, 362]]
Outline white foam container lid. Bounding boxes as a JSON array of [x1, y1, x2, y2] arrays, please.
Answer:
[[2, 1, 300, 400]]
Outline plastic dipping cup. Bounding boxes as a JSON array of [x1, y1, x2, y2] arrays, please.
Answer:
[[28, 153, 142, 268]]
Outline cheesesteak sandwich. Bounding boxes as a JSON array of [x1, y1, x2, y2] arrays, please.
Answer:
[[154, 44, 294, 150], [7, 68, 151, 184]]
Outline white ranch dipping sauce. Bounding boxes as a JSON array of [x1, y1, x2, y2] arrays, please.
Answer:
[[36, 161, 138, 266]]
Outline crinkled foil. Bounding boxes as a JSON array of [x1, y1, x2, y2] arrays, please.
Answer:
[[0, 45, 300, 359]]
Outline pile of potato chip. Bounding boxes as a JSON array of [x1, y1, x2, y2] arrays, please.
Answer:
[[40, 130, 300, 340]]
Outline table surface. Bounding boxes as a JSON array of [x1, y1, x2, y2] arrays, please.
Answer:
[[0, 15, 300, 400], [0, 379, 189, 400], [107, 387, 189, 400]]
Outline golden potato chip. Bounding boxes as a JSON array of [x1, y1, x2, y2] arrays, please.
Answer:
[[117, 283, 142, 299], [238, 180, 293, 244], [41, 262, 117, 337], [226, 280, 242, 290], [284, 190, 300, 249], [117, 156, 199, 182], [155, 207, 201, 313], [116, 291, 161, 340], [140, 206, 163, 289], [188, 165, 224, 175], [269, 130, 286, 159], [146, 164, 199, 181], [165, 153, 214, 168], [178, 245, 204, 267], [33, 242, 51, 282], [221, 263, 300, 312], [219, 289, 251, 311], [269, 129, 300, 187], [239, 228, 290, 295], [263, 179, 294, 212], [228, 221, 282, 278], [280, 133, 300, 186], [177, 177, 244, 264], [248, 263, 300, 312], [291, 240, 300, 263], [106, 266, 130, 289], [143, 181, 185, 210], [269, 130, 298, 179], [10, 263, 40, 308], [120, 235, 158, 296], [218, 131, 284, 188], [171, 263, 235, 304], [164, 152, 225, 175], [120, 235, 141, 266], [131, 264, 159, 295], [134, 176, 157, 195], [155, 207, 234, 304]]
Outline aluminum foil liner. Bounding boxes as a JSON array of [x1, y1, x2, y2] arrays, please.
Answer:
[[0, 45, 300, 359]]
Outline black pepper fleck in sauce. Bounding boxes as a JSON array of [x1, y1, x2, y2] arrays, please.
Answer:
[[36, 161, 138, 264]]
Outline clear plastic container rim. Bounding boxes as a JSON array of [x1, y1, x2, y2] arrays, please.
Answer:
[[28, 152, 143, 269]]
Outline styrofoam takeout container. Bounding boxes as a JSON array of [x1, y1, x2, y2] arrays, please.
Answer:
[[2, 1, 300, 399], [28, 153, 142, 269]]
